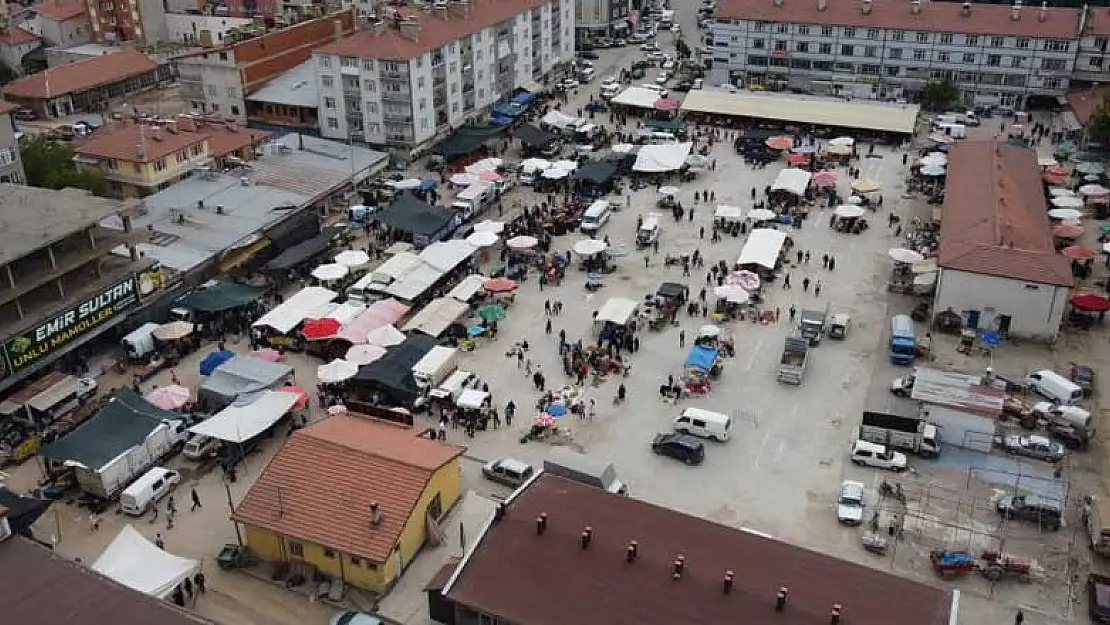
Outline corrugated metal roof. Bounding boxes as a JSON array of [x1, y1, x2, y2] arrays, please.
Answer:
[[680, 90, 920, 134], [909, 366, 1005, 415]]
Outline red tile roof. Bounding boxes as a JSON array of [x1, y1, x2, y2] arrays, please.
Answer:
[[3, 48, 156, 99], [0, 27, 42, 46], [1084, 6, 1110, 36], [1067, 88, 1109, 126], [75, 117, 271, 163], [200, 121, 270, 157], [715, 0, 1081, 39], [318, 0, 547, 61], [939, 142, 1073, 286], [232, 415, 465, 562], [32, 0, 88, 21], [446, 475, 952, 625]]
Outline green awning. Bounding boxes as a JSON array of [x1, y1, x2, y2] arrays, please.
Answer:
[[179, 281, 268, 313], [40, 388, 181, 470], [646, 120, 685, 132]]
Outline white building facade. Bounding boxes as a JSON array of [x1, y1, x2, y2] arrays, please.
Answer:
[[313, 0, 574, 151], [709, 0, 1081, 108], [933, 270, 1070, 341]]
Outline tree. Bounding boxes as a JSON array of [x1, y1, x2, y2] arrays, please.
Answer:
[[921, 79, 960, 111], [20, 135, 106, 196], [675, 36, 691, 60], [1090, 104, 1110, 145]]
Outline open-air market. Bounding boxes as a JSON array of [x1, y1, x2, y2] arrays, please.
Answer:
[[11, 1, 1110, 625]]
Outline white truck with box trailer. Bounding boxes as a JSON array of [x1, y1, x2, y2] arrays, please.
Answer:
[[859, 411, 940, 458], [75, 418, 190, 499]]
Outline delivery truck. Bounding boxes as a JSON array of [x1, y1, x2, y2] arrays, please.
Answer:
[[1085, 495, 1110, 557], [859, 411, 940, 458], [777, 336, 809, 385], [74, 418, 190, 499], [543, 447, 628, 495]]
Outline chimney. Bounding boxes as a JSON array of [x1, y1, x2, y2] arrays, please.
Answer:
[[817, 0, 827, 11], [776, 587, 789, 611], [333, 18, 344, 41], [772, 0, 782, 7], [961, 1, 971, 16], [1038, 0, 1048, 21], [580, 526, 592, 549], [399, 18, 420, 42], [626, 540, 638, 562], [536, 512, 548, 535], [911, 0, 921, 14], [1011, 0, 1022, 21], [723, 571, 735, 594], [830, 604, 843, 625], [370, 502, 382, 527], [862, 0, 872, 14]]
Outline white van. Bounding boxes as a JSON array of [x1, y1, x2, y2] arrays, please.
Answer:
[[1025, 369, 1084, 406], [182, 434, 221, 461], [580, 200, 612, 233], [673, 407, 732, 441], [579, 66, 597, 83], [849, 440, 907, 472], [429, 369, 479, 402], [120, 467, 181, 515]]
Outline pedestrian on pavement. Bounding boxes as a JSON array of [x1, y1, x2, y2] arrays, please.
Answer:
[[796, 249, 803, 264], [1014, 611, 1024, 625], [191, 488, 202, 511], [155, 533, 165, 550], [828, 256, 836, 271], [516, 350, 524, 368], [804, 251, 811, 264], [783, 273, 792, 289], [802, 277, 811, 292], [545, 318, 552, 334], [789, 305, 797, 322], [183, 577, 194, 599], [505, 400, 516, 426], [822, 253, 829, 268], [679, 330, 686, 347], [150, 503, 159, 523], [815, 281, 822, 298], [194, 572, 206, 593]]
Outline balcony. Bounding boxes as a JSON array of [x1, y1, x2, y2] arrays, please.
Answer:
[[383, 112, 413, 123], [381, 69, 409, 80], [381, 90, 412, 102]]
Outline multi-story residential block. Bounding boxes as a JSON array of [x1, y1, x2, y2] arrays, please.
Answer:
[[313, 0, 574, 151], [26, 0, 92, 48], [175, 10, 355, 124], [574, 0, 629, 43], [86, 0, 167, 44], [0, 101, 25, 183], [710, 0, 1081, 109], [1073, 5, 1110, 85], [73, 116, 270, 197]]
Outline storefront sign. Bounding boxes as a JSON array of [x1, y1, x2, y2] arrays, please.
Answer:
[[5, 276, 139, 373]]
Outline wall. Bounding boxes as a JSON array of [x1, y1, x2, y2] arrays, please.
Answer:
[[933, 269, 1068, 340], [918, 404, 996, 453], [165, 14, 252, 46], [392, 460, 463, 585], [0, 112, 25, 183], [139, 0, 169, 44]]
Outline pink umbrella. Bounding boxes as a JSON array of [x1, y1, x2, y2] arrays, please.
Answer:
[[479, 170, 502, 182], [345, 344, 388, 365], [252, 348, 284, 362], [144, 385, 191, 410], [812, 171, 839, 187], [654, 98, 680, 112], [275, 385, 310, 409]]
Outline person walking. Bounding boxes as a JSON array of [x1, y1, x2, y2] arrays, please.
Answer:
[[679, 330, 686, 347], [789, 305, 797, 322], [505, 400, 516, 426], [802, 277, 811, 292], [815, 281, 822, 298], [828, 256, 836, 271], [796, 249, 803, 264], [194, 572, 206, 594], [155, 533, 165, 550], [190, 487, 202, 511], [822, 253, 829, 269], [783, 273, 791, 289], [804, 251, 811, 264]]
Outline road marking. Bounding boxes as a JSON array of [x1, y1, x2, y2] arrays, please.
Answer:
[[753, 430, 772, 468], [745, 337, 763, 370]]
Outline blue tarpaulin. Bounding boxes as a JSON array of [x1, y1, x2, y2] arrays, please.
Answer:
[[513, 91, 535, 106], [200, 350, 235, 376], [684, 346, 719, 372], [419, 180, 438, 191], [492, 102, 523, 118]]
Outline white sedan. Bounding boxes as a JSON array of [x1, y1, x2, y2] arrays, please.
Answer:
[[837, 480, 865, 525], [558, 79, 580, 90], [646, 51, 666, 61], [661, 59, 676, 70], [641, 43, 660, 52], [655, 72, 669, 84]]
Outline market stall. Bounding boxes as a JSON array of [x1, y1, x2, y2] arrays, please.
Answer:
[[736, 229, 787, 270], [596, 297, 640, 327], [92, 525, 199, 599], [189, 390, 300, 443], [197, 355, 295, 410], [771, 168, 812, 196]]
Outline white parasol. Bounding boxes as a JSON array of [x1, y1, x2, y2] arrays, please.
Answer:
[[552, 159, 579, 171], [747, 208, 777, 221], [1048, 208, 1084, 220], [312, 263, 349, 281], [573, 238, 608, 256], [506, 235, 539, 250], [888, 248, 924, 263], [152, 321, 194, 341], [467, 231, 499, 247], [1048, 187, 1076, 197], [1038, 157, 1059, 168], [542, 168, 570, 180], [391, 178, 422, 190], [846, 195, 864, 205], [726, 270, 761, 291], [834, 205, 866, 218], [334, 250, 370, 267], [365, 324, 406, 347], [918, 153, 947, 166], [697, 324, 721, 338], [713, 284, 749, 304], [828, 136, 855, 146], [1080, 184, 1110, 197], [919, 164, 947, 177], [473, 219, 505, 234], [1077, 162, 1105, 175], [1051, 196, 1084, 209], [658, 185, 681, 197], [317, 358, 359, 383], [345, 344, 388, 366], [520, 158, 552, 172]]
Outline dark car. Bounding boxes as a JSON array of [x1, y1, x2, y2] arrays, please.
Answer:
[[1089, 574, 1110, 623], [652, 433, 705, 465], [673, 81, 693, 92], [996, 494, 1063, 531], [577, 50, 599, 59], [1048, 422, 1089, 450], [1071, 363, 1095, 397]]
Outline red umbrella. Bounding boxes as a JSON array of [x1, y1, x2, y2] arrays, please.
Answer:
[[812, 171, 839, 187], [1045, 165, 1069, 177], [653, 98, 679, 112], [275, 385, 310, 409], [1062, 245, 1098, 260], [1042, 173, 1069, 185], [766, 136, 794, 151], [483, 277, 518, 293], [302, 317, 341, 340], [785, 153, 810, 166], [1052, 224, 1084, 239], [1071, 293, 1110, 312]]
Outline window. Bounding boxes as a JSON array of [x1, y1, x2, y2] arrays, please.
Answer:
[[154, 159, 166, 172], [418, 76, 426, 88], [219, 51, 227, 61], [939, 33, 952, 45], [363, 59, 375, 71], [776, 23, 787, 33], [1015, 38, 1029, 49], [325, 97, 336, 109], [288, 542, 304, 557], [320, 56, 331, 68], [798, 25, 809, 35], [341, 56, 357, 68], [206, 85, 217, 97], [1046, 39, 1070, 52], [889, 48, 902, 59], [937, 51, 949, 63], [105, 159, 118, 170], [327, 117, 338, 129], [774, 40, 786, 51], [966, 35, 978, 46], [323, 549, 336, 559], [915, 32, 928, 43], [752, 38, 764, 49], [987, 54, 1001, 67], [133, 163, 141, 174], [1041, 58, 1066, 71], [865, 46, 877, 58], [818, 43, 832, 55], [990, 36, 1004, 48], [843, 28, 855, 38], [866, 28, 878, 39], [752, 22, 765, 32], [821, 26, 833, 37], [419, 98, 427, 110], [1091, 56, 1105, 69], [322, 75, 333, 88], [231, 105, 239, 116], [913, 49, 926, 61], [796, 41, 808, 53], [350, 556, 363, 567], [840, 44, 854, 56], [1011, 56, 1025, 68], [226, 88, 236, 98], [365, 80, 376, 92], [891, 30, 905, 42], [963, 53, 975, 64], [886, 65, 900, 76]]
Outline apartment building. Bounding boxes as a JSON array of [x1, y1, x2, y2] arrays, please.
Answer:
[[1074, 6, 1110, 85], [313, 0, 574, 151], [175, 10, 355, 124], [710, 0, 1081, 109], [86, 0, 167, 44], [0, 101, 25, 183], [575, 0, 629, 43], [27, 0, 92, 48]]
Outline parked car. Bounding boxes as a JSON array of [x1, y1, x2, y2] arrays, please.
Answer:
[[996, 494, 1063, 530], [849, 440, 908, 472], [1071, 363, 1095, 397], [628, 33, 647, 43], [651, 433, 705, 465], [577, 50, 600, 59], [330, 611, 385, 625], [655, 72, 669, 84], [558, 79, 580, 90], [612, 38, 627, 46], [661, 59, 676, 70], [836, 480, 866, 525], [1048, 422, 1089, 450], [1002, 434, 1066, 462], [641, 43, 660, 52], [673, 80, 693, 92], [1088, 574, 1110, 623], [482, 457, 535, 487]]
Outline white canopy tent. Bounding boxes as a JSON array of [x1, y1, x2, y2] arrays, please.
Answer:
[[596, 297, 640, 326], [386, 262, 446, 301], [541, 110, 580, 129], [364, 324, 406, 347], [92, 525, 199, 599], [457, 389, 490, 410], [611, 87, 663, 109], [447, 274, 489, 302], [420, 239, 477, 272], [714, 205, 746, 220], [252, 286, 337, 334], [189, 390, 299, 443], [771, 168, 813, 196], [737, 229, 788, 269], [403, 297, 470, 337], [633, 142, 694, 172]]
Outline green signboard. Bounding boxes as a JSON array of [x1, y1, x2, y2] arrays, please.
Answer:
[[5, 276, 139, 373]]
